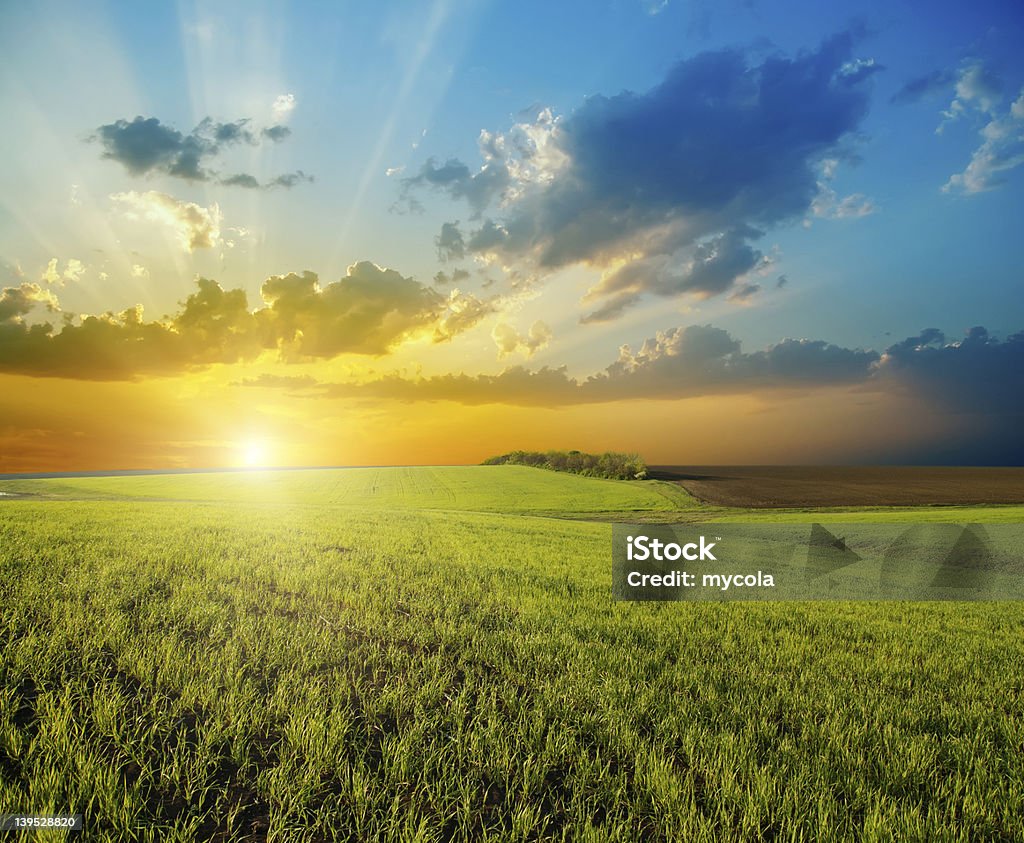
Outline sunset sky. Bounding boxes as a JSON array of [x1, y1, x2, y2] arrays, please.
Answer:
[[1, 0, 1022, 471]]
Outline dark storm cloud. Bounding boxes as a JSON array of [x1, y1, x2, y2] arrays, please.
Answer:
[[406, 31, 880, 316], [890, 69, 956, 105], [876, 327, 1024, 416], [872, 327, 1024, 464], [93, 115, 312, 188], [0, 263, 475, 379]]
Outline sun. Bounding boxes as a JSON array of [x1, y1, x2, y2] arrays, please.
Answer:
[[241, 439, 270, 467]]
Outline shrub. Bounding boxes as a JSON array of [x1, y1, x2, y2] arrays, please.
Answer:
[[481, 450, 647, 480]]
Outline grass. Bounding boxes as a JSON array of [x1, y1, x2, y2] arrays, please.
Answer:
[[1, 467, 1023, 841], [0, 466, 695, 518]]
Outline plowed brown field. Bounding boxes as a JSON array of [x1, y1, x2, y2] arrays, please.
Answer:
[[648, 465, 1024, 508]]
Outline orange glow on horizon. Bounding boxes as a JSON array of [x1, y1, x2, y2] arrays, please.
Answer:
[[0, 369, 954, 474]]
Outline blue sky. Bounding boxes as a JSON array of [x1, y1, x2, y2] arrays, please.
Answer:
[[0, 0, 1022, 468]]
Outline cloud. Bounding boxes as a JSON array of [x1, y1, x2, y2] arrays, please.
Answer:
[[262, 125, 292, 142], [873, 327, 1024, 462], [405, 31, 880, 317], [314, 322, 1024, 463], [220, 170, 313, 190], [401, 157, 512, 216], [41, 258, 85, 287], [63, 259, 85, 283], [112, 190, 221, 252], [435, 221, 466, 261], [0, 262, 472, 379], [94, 116, 205, 179], [890, 69, 956, 105], [209, 118, 257, 146], [130, 264, 150, 278], [402, 109, 567, 220], [326, 365, 579, 407], [875, 327, 1024, 416], [328, 323, 881, 406], [219, 173, 261, 189], [256, 263, 445, 358], [432, 290, 498, 343], [232, 373, 320, 390], [0, 282, 59, 321], [940, 63, 1003, 127], [729, 283, 761, 302], [809, 159, 877, 220], [433, 268, 470, 285], [222, 226, 254, 249], [594, 324, 878, 399], [267, 170, 314, 189], [0, 280, 258, 380], [581, 228, 769, 321], [166, 278, 263, 362], [271, 94, 296, 123], [323, 322, 1024, 450], [93, 114, 311, 186], [41, 259, 61, 285], [577, 293, 642, 324], [492, 320, 552, 358], [465, 220, 508, 254], [811, 189, 876, 220], [943, 88, 1024, 194]]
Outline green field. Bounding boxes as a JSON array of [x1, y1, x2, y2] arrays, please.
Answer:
[[2, 467, 1023, 841]]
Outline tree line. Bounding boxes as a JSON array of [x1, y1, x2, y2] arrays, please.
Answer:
[[481, 450, 648, 480]]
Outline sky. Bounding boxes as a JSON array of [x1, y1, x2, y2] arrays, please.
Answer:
[[1, 0, 1022, 471]]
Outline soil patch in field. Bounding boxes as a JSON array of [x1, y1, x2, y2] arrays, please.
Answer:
[[648, 466, 1024, 508]]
